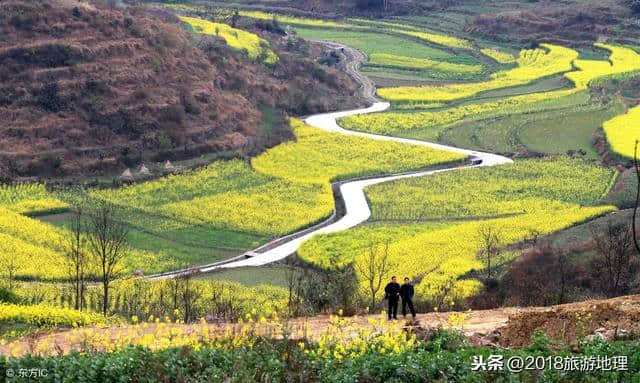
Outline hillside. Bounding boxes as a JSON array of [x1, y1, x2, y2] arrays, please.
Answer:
[[0, 0, 363, 179]]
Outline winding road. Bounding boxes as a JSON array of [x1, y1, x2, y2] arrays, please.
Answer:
[[149, 43, 512, 279]]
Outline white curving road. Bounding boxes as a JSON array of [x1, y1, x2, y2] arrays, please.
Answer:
[[195, 101, 512, 272], [148, 45, 513, 279]]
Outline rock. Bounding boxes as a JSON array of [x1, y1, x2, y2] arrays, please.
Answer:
[[586, 332, 605, 342], [133, 269, 144, 277]]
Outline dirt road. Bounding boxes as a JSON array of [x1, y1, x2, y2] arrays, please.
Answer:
[[5, 295, 639, 356]]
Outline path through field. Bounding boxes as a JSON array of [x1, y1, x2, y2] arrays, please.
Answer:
[[6, 294, 640, 356], [150, 42, 512, 279]]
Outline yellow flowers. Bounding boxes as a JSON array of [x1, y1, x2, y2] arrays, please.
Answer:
[[239, 10, 359, 29], [343, 43, 640, 137], [309, 314, 416, 360], [253, 119, 465, 185], [98, 119, 462, 236], [0, 303, 107, 328], [447, 311, 471, 329], [480, 48, 516, 64], [565, 44, 640, 89], [392, 29, 472, 49], [367, 158, 613, 219], [4, 311, 418, 358], [341, 89, 577, 136], [299, 158, 616, 301], [0, 183, 68, 214], [377, 44, 578, 103], [369, 53, 483, 74], [179, 16, 278, 65], [602, 104, 640, 159], [0, 206, 69, 280]]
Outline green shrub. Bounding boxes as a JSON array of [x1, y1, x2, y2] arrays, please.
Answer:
[[0, 287, 20, 304]]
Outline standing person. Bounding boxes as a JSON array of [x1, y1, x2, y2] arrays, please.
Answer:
[[400, 277, 416, 319], [384, 276, 401, 320]]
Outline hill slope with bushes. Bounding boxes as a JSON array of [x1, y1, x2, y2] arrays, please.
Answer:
[[0, 0, 362, 179]]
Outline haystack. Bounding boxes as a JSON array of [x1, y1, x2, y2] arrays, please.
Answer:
[[139, 164, 151, 176], [120, 168, 134, 182], [164, 160, 177, 172]]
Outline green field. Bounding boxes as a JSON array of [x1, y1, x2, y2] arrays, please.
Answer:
[[298, 158, 615, 300], [197, 266, 291, 287], [441, 98, 626, 156], [4, 2, 640, 323], [294, 27, 485, 82], [0, 118, 463, 280]]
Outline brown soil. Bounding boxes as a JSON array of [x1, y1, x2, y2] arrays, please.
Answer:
[[467, 2, 639, 45], [497, 294, 640, 348], [4, 294, 640, 356], [0, 0, 363, 180]]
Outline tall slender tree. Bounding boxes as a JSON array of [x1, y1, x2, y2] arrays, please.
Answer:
[[65, 204, 88, 311], [87, 201, 129, 316], [634, 140, 640, 255], [355, 241, 393, 311]]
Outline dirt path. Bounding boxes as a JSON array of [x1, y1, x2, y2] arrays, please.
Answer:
[[5, 295, 640, 356], [317, 41, 378, 103]]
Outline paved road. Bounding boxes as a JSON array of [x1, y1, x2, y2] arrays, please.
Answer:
[[149, 44, 512, 279]]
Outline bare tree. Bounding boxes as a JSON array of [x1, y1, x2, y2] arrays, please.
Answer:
[[326, 254, 357, 315], [477, 224, 502, 280], [634, 140, 640, 255], [65, 205, 88, 311], [502, 246, 573, 307], [355, 241, 393, 311], [180, 272, 202, 323], [557, 250, 569, 304], [284, 266, 304, 316], [591, 222, 636, 297], [2, 258, 20, 290], [230, 10, 239, 28], [87, 201, 129, 316]]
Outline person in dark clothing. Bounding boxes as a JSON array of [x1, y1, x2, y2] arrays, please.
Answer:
[[400, 277, 416, 319], [384, 276, 401, 320]]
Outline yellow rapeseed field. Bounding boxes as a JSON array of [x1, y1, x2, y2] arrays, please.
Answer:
[[97, 119, 463, 236], [602, 104, 640, 159], [377, 44, 578, 103], [480, 48, 517, 64], [180, 16, 279, 64]]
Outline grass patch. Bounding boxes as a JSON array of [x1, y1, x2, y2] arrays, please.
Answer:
[[293, 27, 480, 66], [196, 266, 291, 288], [518, 101, 626, 158], [440, 98, 625, 156]]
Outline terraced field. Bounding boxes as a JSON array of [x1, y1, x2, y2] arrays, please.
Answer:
[[294, 27, 486, 82], [180, 16, 278, 64], [602, 105, 640, 160], [377, 44, 578, 104], [4, 7, 640, 315], [0, 119, 461, 280], [340, 44, 640, 148], [299, 158, 615, 300]]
